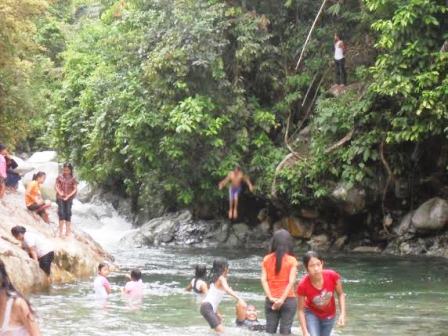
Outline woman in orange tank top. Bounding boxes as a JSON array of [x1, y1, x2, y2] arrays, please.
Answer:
[[261, 229, 298, 334]]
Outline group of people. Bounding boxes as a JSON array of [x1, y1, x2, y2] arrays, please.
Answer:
[[187, 229, 346, 335]]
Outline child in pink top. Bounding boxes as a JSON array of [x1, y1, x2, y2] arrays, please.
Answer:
[[94, 263, 111, 300], [0, 144, 7, 199], [123, 269, 144, 300]]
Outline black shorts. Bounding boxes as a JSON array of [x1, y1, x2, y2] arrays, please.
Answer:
[[27, 203, 46, 215], [200, 302, 220, 329], [57, 198, 73, 221], [38, 251, 54, 275]]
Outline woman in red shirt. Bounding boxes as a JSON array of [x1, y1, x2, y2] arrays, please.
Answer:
[[261, 229, 298, 334], [297, 251, 346, 336]]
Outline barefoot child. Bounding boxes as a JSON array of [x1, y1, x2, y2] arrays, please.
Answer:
[[94, 263, 111, 300], [55, 163, 78, 238], [200, 258, 246, 333], [25, 172, 51, 224], [297, 251, 346, 336], [186, 264, 208, 298]]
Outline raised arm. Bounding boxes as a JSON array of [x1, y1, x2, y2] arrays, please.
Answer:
[[219, 276, 245, 306], [335, 279, 346, 326], [272, 259, 297, 310]]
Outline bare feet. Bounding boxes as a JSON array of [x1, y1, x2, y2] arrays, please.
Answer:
[[228, 209, 233, 219]]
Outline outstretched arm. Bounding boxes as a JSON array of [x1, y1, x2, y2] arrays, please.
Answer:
[[219, 276, 246, 306], [218, 174, 230, 190]]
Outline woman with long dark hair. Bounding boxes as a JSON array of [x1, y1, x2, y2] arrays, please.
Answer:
[[261, 229, 298, 334], [0, 260, 40, 335], [55, 163, 78, 238]]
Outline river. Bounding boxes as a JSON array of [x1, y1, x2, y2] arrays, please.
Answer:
[[30, 201, 448, 336]]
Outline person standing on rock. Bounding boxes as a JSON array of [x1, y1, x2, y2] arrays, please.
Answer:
[[218, 165, 254, 220], [297, 251, 346, 336], [0, 144, 7, 200], [11, 226, 55, 280], [0, 260, 41, 335], [261, 229, 298, 335], [55, 163, 78, 238], [25, 172, 51, 224], [334, 33, 347, 87]]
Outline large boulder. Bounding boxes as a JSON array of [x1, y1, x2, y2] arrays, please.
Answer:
[[0, 193, 112, 293], [331, 184, 366, 215], [411, 198, 448, 231], [274, 217, 314, 239]]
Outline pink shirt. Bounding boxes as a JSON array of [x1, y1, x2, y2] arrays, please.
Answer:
[[0, 155, 6, 179], [124, 280, 144, 298]]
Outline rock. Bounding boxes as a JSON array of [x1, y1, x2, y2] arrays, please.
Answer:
[[331, 184, 366, 215], [308, 234, 330, 251], [77, 181, 95, 203], [0, 193, 112, 293], [274, 217, 314, 239], [257, 208, 269, 222], [411, 198, 448, 231], [300, 208, 319, 219], [352, 246, 382, 253], [232, 223, 250, 241], [26, 151, 57, 163], [393, 211, 415, 237], [334, 235, 348, 250]]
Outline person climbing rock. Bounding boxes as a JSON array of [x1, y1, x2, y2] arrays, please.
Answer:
[[218, 165, 254, 220], [334, 33, 347, 87]]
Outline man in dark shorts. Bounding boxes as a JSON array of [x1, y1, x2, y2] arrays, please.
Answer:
[[236, 303, 266, 332], [11, 226, 55, 279], [218, 166, 254, 219]]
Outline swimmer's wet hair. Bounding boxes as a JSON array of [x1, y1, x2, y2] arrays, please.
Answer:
[[209, 258, 229, 284], [130, 269, 142, 281], [194, 264, 207, 279]]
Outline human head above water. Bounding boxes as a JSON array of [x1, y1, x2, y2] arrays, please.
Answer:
[[130, 269, 142, 281], [302, 251, 324, 275], [270, 229, 294, 274], [210, 258, 229, 283], [32, 171, 46, 183], [98, 263, 109, 276], [246, 304, 258, 321], [11, 225, 26, 241], [62, 162, 74, 177], [194, 264, 207, 279]]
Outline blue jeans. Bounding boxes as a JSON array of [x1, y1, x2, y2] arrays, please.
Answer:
[[305, 309, 335, 336]]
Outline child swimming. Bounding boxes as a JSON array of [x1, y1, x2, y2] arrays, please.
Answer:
[[123, 269, 144, 300], [185, 264, 208, 297], [200, 258, 246, 333], [94, 263, 111, 300]]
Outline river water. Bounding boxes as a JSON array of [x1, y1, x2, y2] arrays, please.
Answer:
[[30, 201, 448, 336]]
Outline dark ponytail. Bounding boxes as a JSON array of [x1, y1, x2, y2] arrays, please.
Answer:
[[209, 258, 228, 285], [270, 229, 294, 274]]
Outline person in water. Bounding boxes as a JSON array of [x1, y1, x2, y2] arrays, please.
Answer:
[[185, 264, 208, 297], [200, 258, 246, 333], [218, 165, 254, 219], [25, 172, 51, 224], [11, 226, 55, 280], [94, 263, 112, 300], [123, 269, 144, 300], [297, 251, 346, 336], [0, 260, 41, 335], [334, 33, 347, 87], [55, 163, 78, 238], [261, 229, 298, 335], [235, 302, 266, 332]]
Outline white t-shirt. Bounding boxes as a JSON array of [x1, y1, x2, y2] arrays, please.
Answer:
[[334, 40, 344, 60], [94, 275, 111, 299], [23, 232, 53, 258]]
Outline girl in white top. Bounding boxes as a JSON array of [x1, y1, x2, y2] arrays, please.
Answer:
[[199, 258, 246, 333], [0, 261, 40, 336], [185, 264, 208, 299]]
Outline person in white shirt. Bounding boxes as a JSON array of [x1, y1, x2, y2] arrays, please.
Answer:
[[93, 263, 112, 300], [11, 226, 54, 278], [334, 33, 347, 86]]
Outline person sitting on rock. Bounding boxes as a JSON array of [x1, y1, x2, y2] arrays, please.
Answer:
[[25, 172, 51, 224], [0, 260, 41, 335], [5, 152, 21, 191], [55, 163, 78, 238], [0, 144, 7, 200], [218, 165, 254, 220], [235, 302, 266, 332], [11, 226, 55, 280]]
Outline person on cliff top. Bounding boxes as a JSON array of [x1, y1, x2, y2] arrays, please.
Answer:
[[25, 172, 51, 224], [11, 226, 55, 281], [218, 165, 254, 220], [0, 144, 7, 200], [297, 251, 346, 336], [55, 163, 78, 238], [334, 33, 347, 87], [0, 260, 41, 336], [94, 263, 111, 300]]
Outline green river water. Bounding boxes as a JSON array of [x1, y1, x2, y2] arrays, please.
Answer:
[[30, 245, 448, 336]]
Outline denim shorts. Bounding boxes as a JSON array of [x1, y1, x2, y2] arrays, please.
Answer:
[[305, 309, 335, 336]]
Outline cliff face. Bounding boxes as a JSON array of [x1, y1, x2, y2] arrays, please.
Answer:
[[0, 192, 112, 293]]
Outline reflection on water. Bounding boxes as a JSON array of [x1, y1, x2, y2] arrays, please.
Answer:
[[31, 246, 448, 336]]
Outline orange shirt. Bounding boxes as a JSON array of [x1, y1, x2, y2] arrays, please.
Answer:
[[262, 252, 297, 298], [25, 181, 41, 207]]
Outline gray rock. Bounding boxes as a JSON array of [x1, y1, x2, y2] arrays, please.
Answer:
[[232, 223, 250, 241], [334, 235, 348, 250], [412, 198, 448, 231], [393, 211, 415, 237], [308, 234, 330, 251], [352, 246, 382, 253], [77, 181, 95, 203], [331, 184, 366, 215]]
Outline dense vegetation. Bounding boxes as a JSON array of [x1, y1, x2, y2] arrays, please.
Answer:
[[1, 0, 447, 221]]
